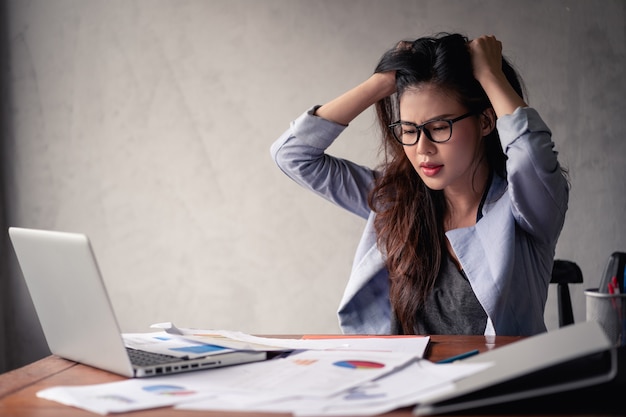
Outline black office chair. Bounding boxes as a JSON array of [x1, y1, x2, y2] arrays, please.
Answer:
[[550, 259, 583, 327]]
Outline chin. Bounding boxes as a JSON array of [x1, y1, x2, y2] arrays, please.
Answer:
[[419, 177, 445, 191]]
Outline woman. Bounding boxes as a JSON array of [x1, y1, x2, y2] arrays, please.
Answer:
[[270, 33, 569, 336]]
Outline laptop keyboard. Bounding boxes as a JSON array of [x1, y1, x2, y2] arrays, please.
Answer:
[[126, 347, 183, 366]]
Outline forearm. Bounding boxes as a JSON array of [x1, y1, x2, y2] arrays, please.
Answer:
[[271, 108, 375, 219], [478, 71, 527, 118], [315, 72, 395, 126]]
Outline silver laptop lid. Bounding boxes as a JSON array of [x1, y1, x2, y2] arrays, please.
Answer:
[[9, 227, 135, 377]]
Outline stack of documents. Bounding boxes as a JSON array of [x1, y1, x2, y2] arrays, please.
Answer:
[[37, 323, 490, 415]]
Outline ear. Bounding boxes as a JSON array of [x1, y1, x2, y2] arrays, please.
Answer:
[[480, 108, 497, 137]]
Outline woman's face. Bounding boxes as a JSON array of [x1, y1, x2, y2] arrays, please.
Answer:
[[398, 84, 487, 194]]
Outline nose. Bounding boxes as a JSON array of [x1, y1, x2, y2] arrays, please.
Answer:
[[415, 133, 436, 155]]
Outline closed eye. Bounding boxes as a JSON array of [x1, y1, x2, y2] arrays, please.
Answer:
[[427, 121, 450, 131]]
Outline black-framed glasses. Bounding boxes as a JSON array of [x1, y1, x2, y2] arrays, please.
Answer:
[[388, 112, 474, 145]]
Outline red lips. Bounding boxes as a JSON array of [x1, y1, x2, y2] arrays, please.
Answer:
[[420, 163, 443, 177]]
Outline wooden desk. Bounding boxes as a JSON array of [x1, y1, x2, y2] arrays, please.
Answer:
[[2, 334, 589, 417]]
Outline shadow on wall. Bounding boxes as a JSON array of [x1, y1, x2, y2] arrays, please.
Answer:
[[0, 0, 9, 374], [0, 1, 50, 374]]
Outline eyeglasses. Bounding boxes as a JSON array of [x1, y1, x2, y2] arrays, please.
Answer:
[[388, 112, 474, 145]]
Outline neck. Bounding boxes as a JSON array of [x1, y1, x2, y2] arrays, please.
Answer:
[[444, 164, 490, 231]]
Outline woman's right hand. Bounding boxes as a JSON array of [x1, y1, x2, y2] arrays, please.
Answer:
[[371, 71, 397, 99]]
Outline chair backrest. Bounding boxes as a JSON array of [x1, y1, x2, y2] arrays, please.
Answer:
[[550, 259, 583, 327]]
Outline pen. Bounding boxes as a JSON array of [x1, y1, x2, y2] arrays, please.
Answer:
[[611, 276, 621, 294], [436, 349, 480, 364]]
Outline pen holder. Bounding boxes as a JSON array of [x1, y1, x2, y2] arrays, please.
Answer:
[[585, 288, 626, 346]]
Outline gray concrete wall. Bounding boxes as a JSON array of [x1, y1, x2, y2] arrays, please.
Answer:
[[2, 0, 625, 371]]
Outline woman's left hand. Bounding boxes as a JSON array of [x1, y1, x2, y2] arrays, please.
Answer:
[[468, 35, 503, 83], [468, 35, 527, 117]]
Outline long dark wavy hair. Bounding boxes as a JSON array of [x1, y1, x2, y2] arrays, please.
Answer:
[[368, 33, 525, 334]]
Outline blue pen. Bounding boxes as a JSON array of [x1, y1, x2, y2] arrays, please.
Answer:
[[436, 349, 480, 364]]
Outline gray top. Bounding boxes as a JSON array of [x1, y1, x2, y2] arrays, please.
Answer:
[[390, 255, 488, 335], [416, 255, 488, 335]]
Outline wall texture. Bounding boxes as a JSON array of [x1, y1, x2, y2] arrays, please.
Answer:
[[2, 0, 625, 371]]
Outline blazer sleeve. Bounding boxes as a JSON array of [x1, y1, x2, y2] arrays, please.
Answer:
[[497, 107, 569, 245], [270, 107, 376, 220]]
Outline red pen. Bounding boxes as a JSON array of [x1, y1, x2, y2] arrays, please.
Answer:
[[609, 278, 618, 311], [611, 276, 621, 294]]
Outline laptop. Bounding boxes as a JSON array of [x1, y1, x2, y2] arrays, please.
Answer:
[[8, 227, 267, 378]]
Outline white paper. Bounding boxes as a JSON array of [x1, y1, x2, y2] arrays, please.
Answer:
[[176, 360, 493, 416], [150, 322, 430, 356], [37, 324, 442, 415], [122, 332, 236, 359], [224, 349, 417, 396], [36, 349, 423, 415], [37, 378, 213, 415]]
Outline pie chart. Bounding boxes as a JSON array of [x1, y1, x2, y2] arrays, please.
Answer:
[[142, 385, 196, 396], [333, 360, 385, 370]]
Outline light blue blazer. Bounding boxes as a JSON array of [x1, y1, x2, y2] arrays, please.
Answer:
[[271, 106, 569, 336]]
